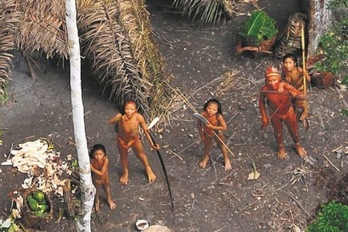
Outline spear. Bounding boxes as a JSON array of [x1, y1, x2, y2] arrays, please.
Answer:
[[301, 22, 310, 131], [301, 21, 307, 96]]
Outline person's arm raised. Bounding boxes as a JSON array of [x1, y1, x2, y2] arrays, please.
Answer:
[[258, 89, 269, 129], [108, 113, 122, 124]]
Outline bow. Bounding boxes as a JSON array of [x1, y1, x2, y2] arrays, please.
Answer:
[[148, 117, 174, 208]]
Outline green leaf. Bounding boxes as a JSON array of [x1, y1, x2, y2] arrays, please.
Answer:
[[307, 201, 348, 232], [340, 109, 348, 116], [239, 10, 278, 45]]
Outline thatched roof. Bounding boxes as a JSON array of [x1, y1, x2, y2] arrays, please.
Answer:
[[78, 0, 171, 119], [15, 0, 69, 59], [0, 0, 172, 122], [0, 0, 21, 102]]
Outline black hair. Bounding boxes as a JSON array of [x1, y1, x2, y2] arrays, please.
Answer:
[[283, 53, 298, 67], [203, 98, 223, 115], [89, 144, 107, 159], [119, 99, 138, 115]]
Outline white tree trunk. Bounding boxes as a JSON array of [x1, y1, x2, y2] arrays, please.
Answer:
[[65, 0, 96, 231]]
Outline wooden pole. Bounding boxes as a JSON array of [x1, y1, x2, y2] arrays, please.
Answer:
[[301, 21, 307, 96], [301, 21, 310, 131]]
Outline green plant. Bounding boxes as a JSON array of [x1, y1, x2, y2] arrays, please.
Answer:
[[239, 10, 278, 46], [341, 109, 348, 116], [306, 201, 348, 232], [327, 0, 348, 8], [314, 0, 348, 76], [314, 19, 348, 75], [342, 75, 348, 86]]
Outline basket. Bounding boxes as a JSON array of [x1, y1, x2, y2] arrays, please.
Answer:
[[311, 72, 334, 89], [21, 189, 53, 228], [235, 36, 277, 56]]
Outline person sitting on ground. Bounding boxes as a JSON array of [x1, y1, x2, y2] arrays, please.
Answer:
[[108, 100, 159, 185], [259, 66, 307, 160], [197, 98, 232, 171], [282, 53, 311, 121], [90, 144, 116, 212]]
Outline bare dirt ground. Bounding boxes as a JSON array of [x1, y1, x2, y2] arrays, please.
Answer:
[[1, 0, 348, 232]]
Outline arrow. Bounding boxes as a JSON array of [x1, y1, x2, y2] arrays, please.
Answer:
[[148, 117, 159, 130], [259, 90, 307, 100]]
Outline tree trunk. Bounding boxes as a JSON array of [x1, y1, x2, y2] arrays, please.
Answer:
[[65, 0, 96, 231]]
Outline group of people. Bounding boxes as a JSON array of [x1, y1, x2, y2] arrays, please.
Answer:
[[89, 53, 311, 212]]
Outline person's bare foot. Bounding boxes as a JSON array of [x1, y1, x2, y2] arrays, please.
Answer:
[[146, 168, 156, 183], [299, 111, 308, 121], [224, 158, 232, 171], [294, 143, 307, 158], [277, 144, 287, 160], [107, 199, 116, 210], [95, 199, 100, 212], [120, 172, 129, 185], [199, 157, 209, 168]]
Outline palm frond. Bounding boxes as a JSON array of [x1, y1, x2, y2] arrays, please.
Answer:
[[173, 0, 234, 25], [79, 0, 172, 122], [116, 0, 172, 120], [1, 0, 172, 123], [78, 0, 149, 112], [0, 0, 21, 103], [15, 0, 68, 60]]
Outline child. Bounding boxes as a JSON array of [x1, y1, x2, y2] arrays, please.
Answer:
[[90, 144, 116, 212], [108, 100, 159, 185], [282, 53, 311, 121], [259, 66, 307, 160], [197, 99, 232, 171]]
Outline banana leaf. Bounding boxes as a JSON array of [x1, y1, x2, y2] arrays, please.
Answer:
[[239, 10, 278, 46]]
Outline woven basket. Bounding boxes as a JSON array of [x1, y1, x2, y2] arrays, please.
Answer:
[[21, 189, 53, 228], [235, 35, 277, 56], [311, 72, 334, 89]]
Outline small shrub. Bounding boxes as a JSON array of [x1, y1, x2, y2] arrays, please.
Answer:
[[314, 19, 348, 75], [327, 0, 348, 9], [306, 201, 348, 232]]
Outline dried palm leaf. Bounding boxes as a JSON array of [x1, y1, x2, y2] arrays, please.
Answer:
[[78, 0, 150, 114], [116, 0, 172, 120], [14, 0, 68, 60], [221, 0, 235, 17], [0, 0, 21, 103], [173, 0, 234, 25], [1, 0, 172, 124], [78, 0, 172, 122], [216, 71, 237, 97]]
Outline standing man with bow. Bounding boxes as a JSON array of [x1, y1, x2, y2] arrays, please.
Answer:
[[259, 67, 307, 160]]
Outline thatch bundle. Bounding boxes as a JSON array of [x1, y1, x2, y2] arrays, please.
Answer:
[[0, 0, 171, 122]]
